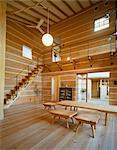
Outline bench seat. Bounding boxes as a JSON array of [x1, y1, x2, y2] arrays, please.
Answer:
[[43, 102, 57, 110], [75, 113, 100, 138], [50, 109, 77, 128]]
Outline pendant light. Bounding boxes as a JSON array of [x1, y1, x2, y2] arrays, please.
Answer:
[[42, 8, 53, 46], [67, 46, 72, 62]]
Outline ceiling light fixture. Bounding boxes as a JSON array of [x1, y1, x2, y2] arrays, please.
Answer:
[[42, 8, 53, 46]]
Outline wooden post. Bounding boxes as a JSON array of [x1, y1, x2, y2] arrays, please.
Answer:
[[0, 0, 6, 120], [86, 73, 88, 103]]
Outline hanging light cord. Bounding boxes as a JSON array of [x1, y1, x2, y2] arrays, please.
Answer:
[[47, 8, 49, 34]]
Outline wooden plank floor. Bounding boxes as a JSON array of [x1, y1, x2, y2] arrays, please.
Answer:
[[0, 103, 117, 150]]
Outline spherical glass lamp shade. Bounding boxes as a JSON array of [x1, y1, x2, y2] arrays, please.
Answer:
[[42, 33, 53, 46]]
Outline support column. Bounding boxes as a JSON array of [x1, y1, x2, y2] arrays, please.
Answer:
[[86, 73, 88, 103], [0, 0, 6, 120]]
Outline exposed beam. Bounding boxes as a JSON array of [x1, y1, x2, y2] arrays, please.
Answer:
[[48, 0, 68, 17], [76, 0, 84, 9], [7, 2, 53, 25], [32, 0, 62, 21], [62, 0, 76, 14], [7, 15, 35, 26], [89, 0, 93, 6], [17, 0, 57, 24]]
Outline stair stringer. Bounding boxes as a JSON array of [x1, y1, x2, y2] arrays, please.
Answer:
[[4, 70, 42, 109]]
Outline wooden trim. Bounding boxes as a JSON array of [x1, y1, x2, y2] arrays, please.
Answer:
[[42, 65, 117, 75]]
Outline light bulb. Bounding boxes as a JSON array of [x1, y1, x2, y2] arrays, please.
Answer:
[[42, 33, 53, 46], [67, 57, 70, 61]]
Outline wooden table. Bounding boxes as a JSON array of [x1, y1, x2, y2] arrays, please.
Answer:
[[43, 102, 56, 110], [50, 109, 77, 128], [58, 100, 117, 126]]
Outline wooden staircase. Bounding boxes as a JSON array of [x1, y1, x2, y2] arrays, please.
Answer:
[[4, 64, 43, 109]]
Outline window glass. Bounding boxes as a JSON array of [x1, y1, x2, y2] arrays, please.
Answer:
[[94, 14, 110, 32], [22, 45, 32, 59]]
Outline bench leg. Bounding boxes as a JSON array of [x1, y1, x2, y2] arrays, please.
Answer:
[[53, 106, 56, 110], [52, 115, 56, 124], [66, 119, 70, 128], [91, 125, 95, 138], [105, 112, 108, 126], [75, 121, 81, 133], [70, 106, 72, 111], [94, 124, 96, 129], [71, 117, 75, 124]]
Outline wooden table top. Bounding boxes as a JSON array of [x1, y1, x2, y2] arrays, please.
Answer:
[[58, 101, 117, 114], [50, 110, 77, 118]]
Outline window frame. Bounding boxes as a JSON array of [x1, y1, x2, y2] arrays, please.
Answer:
[[94, 13, 110, 32], [22, 45, 32, 60]]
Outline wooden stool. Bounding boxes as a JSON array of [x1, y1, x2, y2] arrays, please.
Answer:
[[75, 113, 100, 138]]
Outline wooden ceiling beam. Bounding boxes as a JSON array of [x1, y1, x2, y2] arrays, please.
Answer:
[[7, 14, 37, 26], [7, 2, 54, 25], [7, 16, 34, 26], [31, 1, 61, 21], [48, 1, 69, 17], [76, 0, 84, 9], [17, 0, 57, 24], [89, 0, 94, 6], [62, 0, 76, 14]]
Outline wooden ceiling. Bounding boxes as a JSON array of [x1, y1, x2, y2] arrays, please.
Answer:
[[7, 0, 102, 27]]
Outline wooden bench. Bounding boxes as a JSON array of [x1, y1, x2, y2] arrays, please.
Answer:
[[50, 110, 77, 128], [75, 113, 100, 138], [43, 102, 56, 110]]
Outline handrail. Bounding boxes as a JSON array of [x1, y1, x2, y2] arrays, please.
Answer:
[[15, 61, 33, 78], [15, 57, 39, 78], [15, 57, 40, 88]]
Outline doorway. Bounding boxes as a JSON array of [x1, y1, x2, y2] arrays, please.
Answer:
[[77, 72, 110, 104]]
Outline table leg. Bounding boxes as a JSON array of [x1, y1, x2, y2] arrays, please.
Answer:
[[105, 112, 108, 126], [71, 117, 75, 124], [52, 115, 56, 124], [91, 124, 95, 138]]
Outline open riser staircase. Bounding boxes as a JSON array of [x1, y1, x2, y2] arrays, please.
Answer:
[[4, 64, 43, 109]]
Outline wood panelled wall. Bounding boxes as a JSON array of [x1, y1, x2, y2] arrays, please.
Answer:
[[109, 71, 117, 105], [41, 1, 117, 105], [42, 74, 76, 102], [42, 65, 117, 105], [43, 1, 115, 71], [5, 19, 43, 104]]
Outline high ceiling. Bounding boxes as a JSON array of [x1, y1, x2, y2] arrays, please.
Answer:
[[7, 0, 102, 27]]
